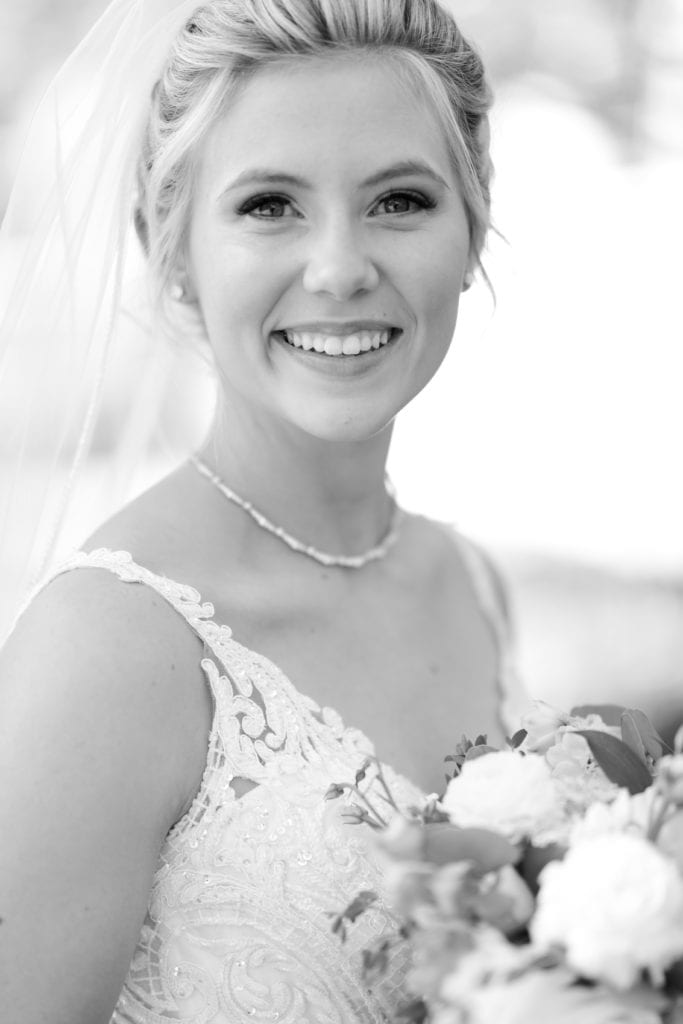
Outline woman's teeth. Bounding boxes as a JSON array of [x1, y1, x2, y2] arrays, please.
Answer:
[[281, 329, 392, 356]]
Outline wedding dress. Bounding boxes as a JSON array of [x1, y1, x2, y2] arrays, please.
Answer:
[[37, 539, 526, 1024]]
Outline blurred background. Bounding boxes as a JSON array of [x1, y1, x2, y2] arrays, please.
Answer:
[[1, 0, 682, 739]]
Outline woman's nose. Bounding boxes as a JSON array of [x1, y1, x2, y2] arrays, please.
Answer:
[[302, 220, 380, 301]]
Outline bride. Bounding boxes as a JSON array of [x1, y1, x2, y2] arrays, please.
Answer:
[[0, 0, 526, 1020]]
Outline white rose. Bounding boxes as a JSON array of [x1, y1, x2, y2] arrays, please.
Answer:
[[442, 750, 564, 845], [532, 832, 683, 988]]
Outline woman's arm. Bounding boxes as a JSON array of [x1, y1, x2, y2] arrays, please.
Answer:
[[0, 568, 211, 1024]]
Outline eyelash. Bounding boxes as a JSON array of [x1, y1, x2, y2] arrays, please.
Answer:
[[236, 189, 437, 220], [237, 194, 299, 219], [372, 190, 436, 216]]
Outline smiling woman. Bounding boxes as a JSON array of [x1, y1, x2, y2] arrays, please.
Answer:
[[0, 2, 526, 1022]]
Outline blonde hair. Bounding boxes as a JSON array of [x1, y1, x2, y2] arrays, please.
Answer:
[[136, 0, 493, 314]]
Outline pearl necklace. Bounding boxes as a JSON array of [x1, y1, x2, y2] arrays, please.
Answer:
[[191, 456, 402, 569]]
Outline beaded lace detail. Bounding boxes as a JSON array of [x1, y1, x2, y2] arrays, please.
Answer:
[[44, 540, 526, 1024]]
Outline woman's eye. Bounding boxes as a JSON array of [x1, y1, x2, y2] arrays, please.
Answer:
[[371, 191, 435, 216], [237, 194, 300, 220]]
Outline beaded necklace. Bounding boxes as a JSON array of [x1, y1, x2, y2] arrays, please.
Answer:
[[191, 456, 402, 569]]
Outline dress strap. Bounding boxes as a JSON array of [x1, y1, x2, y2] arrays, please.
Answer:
[[449, 530, 529, 736], [40, 546, 227, 642]]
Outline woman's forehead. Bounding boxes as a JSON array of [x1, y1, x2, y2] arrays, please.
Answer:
[[195, 54, 455, 193]]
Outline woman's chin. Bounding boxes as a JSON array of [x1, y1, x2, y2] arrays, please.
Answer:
[[281, 401, 398, 445]]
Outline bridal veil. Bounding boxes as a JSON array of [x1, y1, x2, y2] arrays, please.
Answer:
[[0, 0, 212, 640]]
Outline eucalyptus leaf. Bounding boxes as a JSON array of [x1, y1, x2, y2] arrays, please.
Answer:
[[575, 729, 653, 794]]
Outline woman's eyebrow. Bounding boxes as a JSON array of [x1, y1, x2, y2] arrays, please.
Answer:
[[217, 169, 309, 198], [361, 161, 451, 190]]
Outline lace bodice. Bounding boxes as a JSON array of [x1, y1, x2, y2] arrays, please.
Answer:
[[41, 541, 526, 1024]]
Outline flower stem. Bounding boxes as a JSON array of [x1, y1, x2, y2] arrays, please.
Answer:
[[339, 782, 388, 828]]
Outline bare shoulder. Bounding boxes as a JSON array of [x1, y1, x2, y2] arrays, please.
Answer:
[[1, 562, 210, 812], [0, 563, 211, 1022]]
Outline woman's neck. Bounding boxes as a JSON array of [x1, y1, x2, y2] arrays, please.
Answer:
[[198, 406, 395, 560]]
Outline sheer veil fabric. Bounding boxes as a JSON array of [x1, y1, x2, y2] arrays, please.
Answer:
[[0, 0, 211, 642]]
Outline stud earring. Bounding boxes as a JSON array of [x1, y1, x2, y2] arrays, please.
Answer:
[[170, 281, 187, 302]]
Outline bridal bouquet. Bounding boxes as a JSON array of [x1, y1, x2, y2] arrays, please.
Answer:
[[328, 703, 683, 1023]]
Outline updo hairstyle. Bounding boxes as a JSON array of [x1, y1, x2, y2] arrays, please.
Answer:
[[136, 0, 493, 317]]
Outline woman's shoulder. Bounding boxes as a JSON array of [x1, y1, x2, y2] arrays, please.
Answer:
[[402, 513, 508, 604], [10, 548, 201, 666], [2, 551, 210, 751]]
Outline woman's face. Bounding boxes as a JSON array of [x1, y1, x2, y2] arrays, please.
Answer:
[[187, 55, 472, 443]]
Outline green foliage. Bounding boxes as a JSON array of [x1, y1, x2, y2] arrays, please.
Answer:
[[361, 937, 394, 983], [328, 890, 378, 943], [575, 729, 653, 795], [444, 734, 495, 783], [508, 728, 528, 749]]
